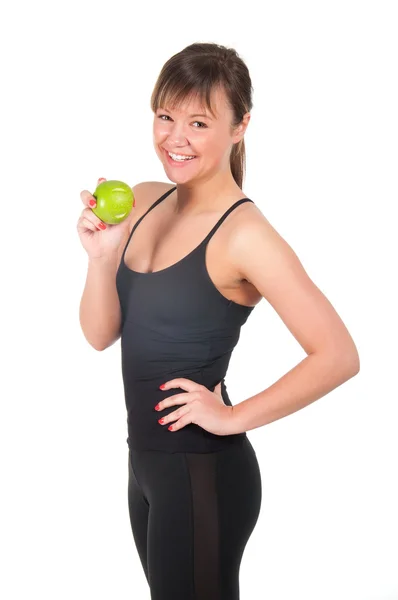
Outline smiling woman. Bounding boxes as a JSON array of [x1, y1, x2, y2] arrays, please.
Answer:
[[150, 43, 252, 193], [111, 41, 264, 600], [78, 39, 359, 600]]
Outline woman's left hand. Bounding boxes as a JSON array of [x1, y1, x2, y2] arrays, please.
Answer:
[[155, 378, 238, 436]]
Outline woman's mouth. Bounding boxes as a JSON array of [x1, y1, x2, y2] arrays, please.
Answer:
[[164, 148, 198, 167]]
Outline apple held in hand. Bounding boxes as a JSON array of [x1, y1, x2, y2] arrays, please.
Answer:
[[92, 180, 134, 225]]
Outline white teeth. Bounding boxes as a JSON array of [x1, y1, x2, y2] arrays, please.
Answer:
[[168, 151, 196, 161]]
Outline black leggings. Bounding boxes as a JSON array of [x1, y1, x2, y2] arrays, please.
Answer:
[[127, 436, 262, 600]]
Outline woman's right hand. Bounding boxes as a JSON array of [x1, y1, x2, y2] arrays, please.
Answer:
[[77, 178, 133, 260]]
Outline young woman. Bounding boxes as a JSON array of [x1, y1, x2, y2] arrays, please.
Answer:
[[78, 42, 360, 600]]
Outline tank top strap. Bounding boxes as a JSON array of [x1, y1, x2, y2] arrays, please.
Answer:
[[132, 185, 177, 233], [201, 198, 254, 246], [122, 185, 177, 260]]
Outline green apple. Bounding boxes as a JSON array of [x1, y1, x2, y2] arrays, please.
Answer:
[[92, 180, 134, 225]]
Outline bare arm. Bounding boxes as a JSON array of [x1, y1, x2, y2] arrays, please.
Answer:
[[79, 182, 153, 351], [79, 253, 122, 351], [227, 208, 360, 433]]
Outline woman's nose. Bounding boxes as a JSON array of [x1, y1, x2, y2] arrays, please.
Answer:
[[166, 121, 189, 145]]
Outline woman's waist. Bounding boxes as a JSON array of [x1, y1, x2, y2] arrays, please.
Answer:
[[122, 369, 233, 416], [121, 353, 231, 387]]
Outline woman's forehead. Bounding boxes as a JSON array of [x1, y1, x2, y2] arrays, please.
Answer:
[[160, 87, 228, 119]]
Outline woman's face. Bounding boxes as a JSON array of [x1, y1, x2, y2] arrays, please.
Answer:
[[153, 86, 248, 183]]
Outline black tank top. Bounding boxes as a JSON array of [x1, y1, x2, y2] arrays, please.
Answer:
[[116, 186, 256, 453]]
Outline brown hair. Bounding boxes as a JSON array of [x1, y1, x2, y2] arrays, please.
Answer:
[[150, 42, 254, 189]]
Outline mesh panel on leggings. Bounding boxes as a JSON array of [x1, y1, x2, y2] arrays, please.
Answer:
[[185, 451, 221, 600]]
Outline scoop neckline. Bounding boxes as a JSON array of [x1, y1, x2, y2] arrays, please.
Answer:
[[122, 195, 251, 278], [120, 193, 257, 310], [122, 234, 209, 277], [121, 248, 255, 311]]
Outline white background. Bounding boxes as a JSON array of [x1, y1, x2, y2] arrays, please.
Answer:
[[1, 1, 397, 599]]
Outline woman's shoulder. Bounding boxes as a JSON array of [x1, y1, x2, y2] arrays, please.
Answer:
[[129, 181, 174, 214], [132, 180, 175, 200]]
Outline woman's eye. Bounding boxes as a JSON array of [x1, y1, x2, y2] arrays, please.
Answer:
[[157, 115, 206, 128]]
